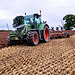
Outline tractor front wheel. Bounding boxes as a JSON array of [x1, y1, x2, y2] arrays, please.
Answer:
[[26, 31, 39, 46], [8, 39, 14, 46], [8, 38, 19, 46]]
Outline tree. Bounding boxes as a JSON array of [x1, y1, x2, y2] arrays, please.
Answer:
[[63, 14, 75, 30], [13, 16, 24, 27]]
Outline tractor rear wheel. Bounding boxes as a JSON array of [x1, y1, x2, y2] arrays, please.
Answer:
[[26, 31, 39, 46], [43, 26, 50, 42]]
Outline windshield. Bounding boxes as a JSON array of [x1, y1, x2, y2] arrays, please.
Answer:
[[24, 15, 34, 25]]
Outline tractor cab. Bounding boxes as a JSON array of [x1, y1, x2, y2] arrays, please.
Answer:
[[13, 14, 41, 28], [24, 14, 41, 28], [13, 14, 41, 33]]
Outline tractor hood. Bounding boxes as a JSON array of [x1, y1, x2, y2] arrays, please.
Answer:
[[16, 25, 25, 33], [9, 24, 31, 36]]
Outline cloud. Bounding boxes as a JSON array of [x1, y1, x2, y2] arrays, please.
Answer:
[[0, 0, 75, 30]]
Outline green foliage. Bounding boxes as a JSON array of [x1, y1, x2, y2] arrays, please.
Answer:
[[13, 16, 24, 27], [63, 14, 75, 30]]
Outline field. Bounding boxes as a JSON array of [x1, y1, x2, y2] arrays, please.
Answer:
[[0, 30, 75, 75], [0, 31, 10, 49]]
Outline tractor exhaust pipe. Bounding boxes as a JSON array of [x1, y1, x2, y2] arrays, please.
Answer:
[[6, 23, 9, 30]]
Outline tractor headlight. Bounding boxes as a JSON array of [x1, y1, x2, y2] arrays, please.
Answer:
[[15, 37, 19, 40]]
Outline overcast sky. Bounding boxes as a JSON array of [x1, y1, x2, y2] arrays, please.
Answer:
[[0, 0, 75, 30]]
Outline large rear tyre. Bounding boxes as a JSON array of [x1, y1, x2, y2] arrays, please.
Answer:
[[26, 31, 39, 46], [43, 26, 50, 42]]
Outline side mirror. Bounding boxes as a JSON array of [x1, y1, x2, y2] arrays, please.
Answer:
[[43, 21, 47, 24]]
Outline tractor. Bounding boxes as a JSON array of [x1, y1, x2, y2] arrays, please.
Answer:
[[8, 10, 50, 46]]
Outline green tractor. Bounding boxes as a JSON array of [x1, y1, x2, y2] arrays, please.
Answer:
[[8, 11, 50, 46]]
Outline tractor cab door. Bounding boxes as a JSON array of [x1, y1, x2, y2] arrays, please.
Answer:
[[34, 14, 41, 28]]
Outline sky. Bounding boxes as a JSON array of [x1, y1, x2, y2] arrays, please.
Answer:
[[0, 0, 75, 30]]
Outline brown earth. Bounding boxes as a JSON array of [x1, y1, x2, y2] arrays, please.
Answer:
[[0, 35, 75, 75], [0, 31, 10, 49]]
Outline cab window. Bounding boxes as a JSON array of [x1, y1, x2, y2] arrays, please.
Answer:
[[35, 16, 41, 25]]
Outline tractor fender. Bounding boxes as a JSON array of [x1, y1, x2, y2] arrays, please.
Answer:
[[42, 24, 49, 30]]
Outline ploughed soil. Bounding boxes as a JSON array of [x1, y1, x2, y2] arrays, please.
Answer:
[[0, 33, 75, 74], [0, 31, 10, 49]]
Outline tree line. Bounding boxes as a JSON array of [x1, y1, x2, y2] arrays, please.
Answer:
[[63, 14, 75, 30]]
